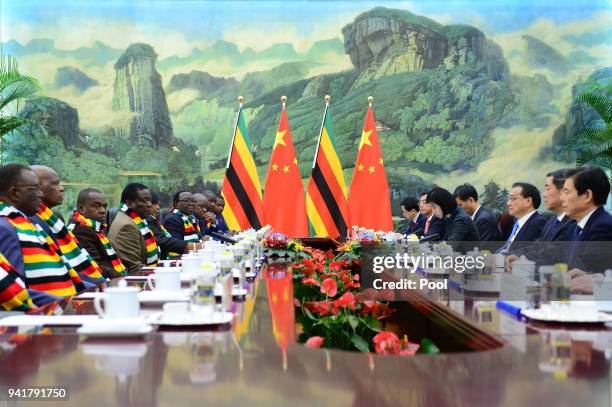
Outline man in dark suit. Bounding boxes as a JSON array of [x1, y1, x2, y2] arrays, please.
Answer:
[[560, 167, 612, 293], [162, 191, 199, 242], [453, 183, 501, 242], [147, 191, 197, 259], [396, 196, 421, 236], [193, 193, 217, 238], [497, 182, 547, 254], [418, 191, 444, 241], [506, 168, 576, 268], [213, 196, 230, 233]]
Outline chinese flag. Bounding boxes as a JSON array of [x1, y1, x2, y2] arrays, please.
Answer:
[[263, 104, 309, 237], [348, 104, 393, 231]]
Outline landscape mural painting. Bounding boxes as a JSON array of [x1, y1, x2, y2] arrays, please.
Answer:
[[1, 0, 610, 217]]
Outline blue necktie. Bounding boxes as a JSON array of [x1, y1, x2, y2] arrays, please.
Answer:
[[567, 225, 583, 266], [497, 222, 520, 253]]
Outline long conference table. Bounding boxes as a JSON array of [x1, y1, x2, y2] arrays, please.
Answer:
[[0, 243, 610, 406]]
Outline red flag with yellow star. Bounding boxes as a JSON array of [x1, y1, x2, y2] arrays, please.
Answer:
[[348, 103, 393, 231], [263, 102, 309, 237]]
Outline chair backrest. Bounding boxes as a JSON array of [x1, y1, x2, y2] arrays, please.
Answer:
[[159, 208, 172, 223], [498, 212, 516, 241], [107, 207, 119, 227]]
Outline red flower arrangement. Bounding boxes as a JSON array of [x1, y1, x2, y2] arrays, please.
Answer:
[[292, 242, 438, 355]]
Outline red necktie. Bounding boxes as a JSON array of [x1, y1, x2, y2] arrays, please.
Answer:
[[424, 218, 430, 234]]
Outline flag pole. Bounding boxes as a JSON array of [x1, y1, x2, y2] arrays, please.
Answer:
[[311, 95, 330, 169], [225, 95, 244, 169]]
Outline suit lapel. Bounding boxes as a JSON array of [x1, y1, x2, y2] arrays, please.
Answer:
[[513, 214, 532, 241], [578, 207, 603, 241]]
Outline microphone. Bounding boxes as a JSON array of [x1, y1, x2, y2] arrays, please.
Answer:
[[420, 233, 441, 242], [208, 231, 238, 244], [410, 228, 423, 236]]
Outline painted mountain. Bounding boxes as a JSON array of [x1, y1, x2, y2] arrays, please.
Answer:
[[3, 4, 610, 212]]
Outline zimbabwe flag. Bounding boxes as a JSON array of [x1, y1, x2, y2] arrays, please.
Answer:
[[306, 102, 350, 238], [221, 106, 264, 230], [349, 102, 393, 231], [263, 102, 308, 237]]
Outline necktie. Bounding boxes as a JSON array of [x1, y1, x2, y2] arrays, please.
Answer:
[[569, 225, 582, 241], [567, 225, 583, 267], [424, 218, 430, 235], [496, 222, 520, 253]]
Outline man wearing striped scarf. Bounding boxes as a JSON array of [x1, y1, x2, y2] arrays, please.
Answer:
[[68, 188, 127, 279], [109, 183, 159, 273], [163, 191, 201, 243], [0, 164, 82, 305], [29, 165, 105, 286]]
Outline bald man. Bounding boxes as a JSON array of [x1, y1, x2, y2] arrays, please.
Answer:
[[29, 165, 65, 235], [29, 165, 105, 286]]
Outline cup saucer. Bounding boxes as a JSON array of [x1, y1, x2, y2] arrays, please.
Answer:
[[147, 311, 233, 327], [77, 318, 153, 338]]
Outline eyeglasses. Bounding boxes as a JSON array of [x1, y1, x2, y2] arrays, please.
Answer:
[[507, 195, 524, 202]]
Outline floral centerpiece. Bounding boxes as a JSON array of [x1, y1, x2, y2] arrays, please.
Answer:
[[263, 232, 310, 263], [292, 247, 436, 355]]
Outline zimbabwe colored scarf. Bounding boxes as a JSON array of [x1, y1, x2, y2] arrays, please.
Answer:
[[190, 214, 202, 236], [159, 222, 172, 238], [68, 211, 127, 276], [0, 253, 35, 311], [119, 204, 158, 265], [0, 201, 83, 297], [173, 209, 199, 242], [37, 204, 105, 284]]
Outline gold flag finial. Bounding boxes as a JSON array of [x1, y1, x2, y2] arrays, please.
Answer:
[[324, 95, 331, 103], [368, 96, 373, 104], [281, 95, 287, 103], [238, 95, 244, 104]]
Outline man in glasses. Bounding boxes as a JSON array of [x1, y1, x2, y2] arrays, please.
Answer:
[[163, 191, 201, 243], [496, 182, 547, 254], [0, 163, 82, 305]]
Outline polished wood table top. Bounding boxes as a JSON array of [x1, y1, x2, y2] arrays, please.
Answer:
[[0, 264, 610, 407]]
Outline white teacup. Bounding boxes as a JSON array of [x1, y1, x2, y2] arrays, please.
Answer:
[[147, 268, 182, 292], [182, 256, 203, 274], [94, 286, 140, 319], [163, 302, 189, 320]]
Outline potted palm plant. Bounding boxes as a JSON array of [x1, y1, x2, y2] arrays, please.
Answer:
[[0, 53, 41, 164], [568, 90, 612, 174]]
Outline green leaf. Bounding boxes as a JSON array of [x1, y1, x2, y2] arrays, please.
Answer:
[[348, 315, 359, 331], [350, 334, 370, 353], [420, 338, 440, 354], [303, 307, 317, 321]]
